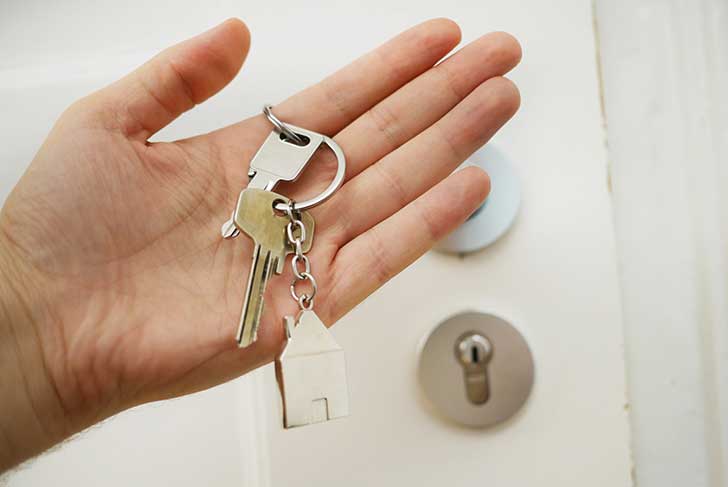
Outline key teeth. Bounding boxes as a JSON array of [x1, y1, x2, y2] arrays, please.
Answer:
[[274, 255, 285, 274], [238, 296, 265, 348], [252, 293, 265, 341]]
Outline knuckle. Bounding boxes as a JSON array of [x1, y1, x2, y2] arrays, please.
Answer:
[[367, 103, 404, 150], [374, 163, 410, 210], [319, 79, 353, 124], [59, 93, 115, 132], [369, 231, 394, 286], [164, 60, 197, 109]]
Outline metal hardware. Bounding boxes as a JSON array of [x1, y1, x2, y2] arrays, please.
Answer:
[[231, 189, 314, 347], [276, 310, 350, 428], [263, 104, 306, 146], [419, 311, 534, 428], [455, 332, 493, 405], [259, 104, 346, 212], [247, 124, 324, 192], [221, 105, 347, 238], [285, 202, 318, 311], [269, 129, 345, 213], [220, 124, 322, 239], [276, 202, 350, 428]]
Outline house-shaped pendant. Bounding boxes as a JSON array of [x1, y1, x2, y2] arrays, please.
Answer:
[[275, 310, 350, 428]]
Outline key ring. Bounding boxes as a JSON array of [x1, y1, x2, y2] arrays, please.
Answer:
[[263, 104, 346, 212], [263, 104, 306, 145]]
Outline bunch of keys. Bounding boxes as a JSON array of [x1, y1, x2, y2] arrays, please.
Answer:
[[221, 105, 350, 428]]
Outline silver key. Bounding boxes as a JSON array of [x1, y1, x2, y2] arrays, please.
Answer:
[[221, 125, 324, 239], [276, 309, 350, 428], [233, 188, 314, 347]]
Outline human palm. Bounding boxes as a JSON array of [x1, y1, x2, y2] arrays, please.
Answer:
[[0, 18, 520, 431]]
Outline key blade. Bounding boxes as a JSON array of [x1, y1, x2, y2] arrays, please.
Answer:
[[232, 189, 314, 347], [237, 243, 274, 347], [233, 189, 291, 347]]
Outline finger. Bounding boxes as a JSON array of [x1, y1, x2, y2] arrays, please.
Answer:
[[323, 167, 490, 322], [279, 32, 518, 210], [83, 19, 250, 140], [323, 76, 520, 246], [210, 18, 461, 145], [337, 31, 521, 181], [274, 18, 462, 134]]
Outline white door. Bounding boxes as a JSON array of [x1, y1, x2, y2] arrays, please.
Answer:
[[1, 1, 632, 485]]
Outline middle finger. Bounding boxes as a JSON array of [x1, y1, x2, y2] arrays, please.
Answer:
[[277, 31, 520, 215], [335, 31, 521, 182]]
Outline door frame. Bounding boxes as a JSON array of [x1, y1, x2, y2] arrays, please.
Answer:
[[595, 1, 728, 485]]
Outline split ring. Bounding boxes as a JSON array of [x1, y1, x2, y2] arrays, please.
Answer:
[[263, 104, 306, 145], [263, 106, 346, 213]]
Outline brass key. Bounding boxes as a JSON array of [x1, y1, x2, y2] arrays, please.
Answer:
[[233, 188, 314, 347]]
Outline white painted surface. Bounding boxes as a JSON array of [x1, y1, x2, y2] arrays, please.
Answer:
[[1, 1, 632, 485], [595, 1, 728, 486], [251, 1, 632, 485], [2, 381, 250, 486]]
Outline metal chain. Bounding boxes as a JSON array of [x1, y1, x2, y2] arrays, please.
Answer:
[[285, 202, 317, 311]]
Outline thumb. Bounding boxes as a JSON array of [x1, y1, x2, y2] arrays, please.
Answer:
[[83, 18, 250, 141]]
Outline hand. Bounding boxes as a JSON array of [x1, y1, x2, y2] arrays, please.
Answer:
[[0, 18, 520, 469]]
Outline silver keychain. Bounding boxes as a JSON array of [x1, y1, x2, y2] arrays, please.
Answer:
[[223, 105, 346, 348], [275, 202, 350, 428], [221, 105, 350, 428]]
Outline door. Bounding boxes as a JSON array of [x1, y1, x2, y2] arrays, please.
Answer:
[[1, 1, 632, 485]]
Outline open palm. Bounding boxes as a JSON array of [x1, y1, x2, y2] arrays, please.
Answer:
[[0, 18, 520, 431]]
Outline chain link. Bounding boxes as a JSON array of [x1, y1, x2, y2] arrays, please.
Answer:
[[285, 202, 318, 311]]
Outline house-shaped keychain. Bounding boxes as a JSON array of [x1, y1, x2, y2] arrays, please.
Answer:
[[275, 310, 350, 428]]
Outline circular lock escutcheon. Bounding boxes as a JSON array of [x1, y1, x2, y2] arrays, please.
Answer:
[[418, 311, 534, 428]]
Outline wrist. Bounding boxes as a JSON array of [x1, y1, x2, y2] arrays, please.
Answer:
[[0, 234, 71, 472]]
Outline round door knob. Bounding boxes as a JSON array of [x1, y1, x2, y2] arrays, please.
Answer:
[[435, 144, 520, 254]]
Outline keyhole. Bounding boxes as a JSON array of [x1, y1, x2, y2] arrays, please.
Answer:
[[455, 332, 493, 405]]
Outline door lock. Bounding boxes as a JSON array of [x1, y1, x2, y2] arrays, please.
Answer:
[[455, 332, 493, 405], [419, 312, 534, 428]]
